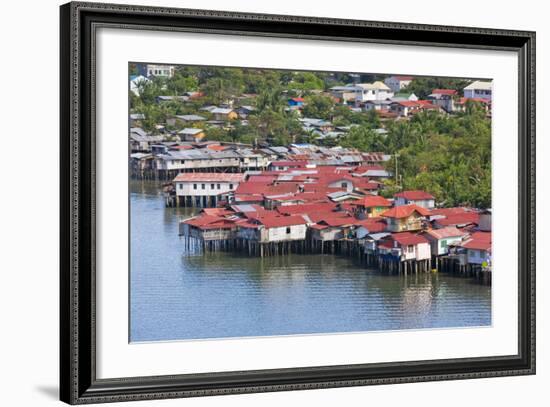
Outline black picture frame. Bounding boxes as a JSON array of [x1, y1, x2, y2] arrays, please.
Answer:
[[60, 1, 536, 404]]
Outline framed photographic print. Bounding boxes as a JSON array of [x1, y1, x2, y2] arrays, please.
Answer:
[[60, 1, 536, 404]]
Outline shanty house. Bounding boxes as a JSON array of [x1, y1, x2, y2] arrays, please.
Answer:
[[180, 215, 237, 241], [309, 216, 356, 242], [211, 108, 238, 121], [394, 190, 435, 209], [178, 128, 206, 142], [378, 232, 431, 262], [423, 226, 466, 256], [381, 204, 430, 232], [237, 215, 307, 243], [461, 231, 492, 266]]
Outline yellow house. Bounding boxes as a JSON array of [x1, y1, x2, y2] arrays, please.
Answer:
[[381, 204, 430, 232]]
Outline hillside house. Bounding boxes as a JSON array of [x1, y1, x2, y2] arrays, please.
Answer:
[[173, 173, 245, 207], [178, 128, 206, 142], [384, 76, 413, 92], [138, 64, 175, 78], [381, 204, 430, 232], [211, 108, 238, 121], [355, 81, 394, 102], [288, 97, 304, 107], [427, 89, 458, 113], [394, 190, 435, 209], [463, 80, 492, 100], [423, 226, 467, 256], [166, 114, 206, 127]]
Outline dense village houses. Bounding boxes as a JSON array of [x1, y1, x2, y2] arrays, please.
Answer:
[[129, 65, 492, 280]]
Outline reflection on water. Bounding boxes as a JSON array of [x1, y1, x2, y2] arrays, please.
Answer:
[[130, 181, 491, 342]]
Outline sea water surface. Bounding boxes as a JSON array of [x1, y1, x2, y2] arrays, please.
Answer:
[[130, 181, 491, 342]]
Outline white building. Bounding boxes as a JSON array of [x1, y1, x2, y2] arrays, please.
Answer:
[[173, 173, 245, 207], [463, 80, 492, 100], [355, 81, 394, 102], [384, 76, 413, 93], [141, 64, 175, 78]]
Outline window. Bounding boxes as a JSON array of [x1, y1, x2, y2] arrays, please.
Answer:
[[193, 184, 197, 190], [229, 184, 234, 189], [286, 227, 291, 234], [211, 184, 215, 190], [441, 240, 448, 249], [201, 184, 205, 190], [342, 182, 348, 188], [178, 184, 183, 190], [217, 184, 221, 190], [407, 245, 414, 253]]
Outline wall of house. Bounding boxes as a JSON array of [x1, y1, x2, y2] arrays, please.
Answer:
[[416, 242, 431, 260], [478, 213, 492, 231], [467, 248, 491, 265], [394, 197, 435, 208], [464, 88, 492, 100], [265, 224, 307, 242], [175, 181, 239, 196], [386, 215, 422, 232], [328, 180, 354, 192]]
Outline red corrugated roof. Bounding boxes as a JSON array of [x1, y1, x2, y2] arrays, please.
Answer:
[[276, 202, 337, 215], [436, 212, 479, 226], [390, 232, 429, 246], [355, 218, 387, 233], [256, 215, 307, 228], [183, 215, 236, 230], [381, 204, 430, 219], [173, 173, 245, 183], [394, 190, 435, 200], [424, 226, 465, 239], [358, 196, 392, 208], [461, 231, 491, 251], [429, 207, 469, 217]]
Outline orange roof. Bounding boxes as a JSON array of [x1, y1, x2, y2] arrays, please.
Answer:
[[358, 195, 392, 208], [381, 204, 430, 219]]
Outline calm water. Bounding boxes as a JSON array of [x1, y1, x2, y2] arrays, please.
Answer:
[[130, 181, 491, 342]]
